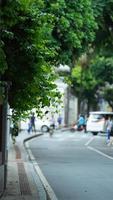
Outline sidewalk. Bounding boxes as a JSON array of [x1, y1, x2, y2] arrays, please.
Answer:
[[1, 131, 47, 200]]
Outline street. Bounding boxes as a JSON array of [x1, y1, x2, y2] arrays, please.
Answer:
[[29, 130, 113, 200]]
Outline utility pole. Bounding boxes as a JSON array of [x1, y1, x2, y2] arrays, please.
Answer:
[[0, 83, 5, 195], [0, 82, 10, 195]]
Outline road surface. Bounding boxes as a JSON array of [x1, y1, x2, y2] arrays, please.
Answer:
[[29, 130, 113, 200]]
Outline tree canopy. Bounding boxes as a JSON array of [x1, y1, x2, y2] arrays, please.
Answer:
[[0, 0, 97, 117], [1, 0, 57, 115], [90, 0, 113, 110], [70, 0, 113, 113], [44, 0, 97, 66]]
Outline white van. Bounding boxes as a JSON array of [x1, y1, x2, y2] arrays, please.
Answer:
[[86, 111, 113, 135]]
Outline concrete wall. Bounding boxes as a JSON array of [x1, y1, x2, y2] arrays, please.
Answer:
[[68, 95, 78, 125], [64, 86, 78, 126]]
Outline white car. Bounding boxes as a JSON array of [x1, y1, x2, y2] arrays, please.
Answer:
[[86, 111, 113, 135], [20, 118, 52, 132]]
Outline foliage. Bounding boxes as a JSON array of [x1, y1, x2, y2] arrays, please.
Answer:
[[70, 0, 113, 111], [92, 0, 113, 56], [0, 45, 8, 75], [71, 64, 98, 106], [103, 86, 113, 110], [92, 0, 113, 109], [91, 56, 113, 85], [0, 0, 58, 117], [90, 56, 113, 109], [44, 0, 97, 67], [71, 53, 113, 111], [0, 0, 97, 118]]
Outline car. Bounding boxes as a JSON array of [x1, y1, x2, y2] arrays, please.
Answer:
[[20, 118, 52, 132], [86, 111, 113, 135]]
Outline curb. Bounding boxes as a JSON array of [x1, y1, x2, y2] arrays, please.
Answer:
[[61, 127, 72, 132], [23, 132, 43, 143], [23, 133, 58, 200]]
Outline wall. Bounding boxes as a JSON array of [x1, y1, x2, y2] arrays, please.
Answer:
[[68, 95, 78, 125]]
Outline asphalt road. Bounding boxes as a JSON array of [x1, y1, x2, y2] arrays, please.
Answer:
[[29, 130, 113, 200]]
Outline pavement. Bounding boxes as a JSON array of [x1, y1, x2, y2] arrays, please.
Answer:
[[0, 130, 47, 200]]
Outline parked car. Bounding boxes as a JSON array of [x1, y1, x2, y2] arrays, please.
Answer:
[[86, 111, 113, 135], [20, 118, 52, 132]]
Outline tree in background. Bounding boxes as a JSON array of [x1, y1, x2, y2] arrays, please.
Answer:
[[70, 0, 113, 113], [91, 0, 113, 110], [90, 56, 113, 110], [43, 0, 97, 119], [44, 0, 97, 67], [71, 62, 98, 114], [103, 86, 113, 111], [92, 0, 113, 57]]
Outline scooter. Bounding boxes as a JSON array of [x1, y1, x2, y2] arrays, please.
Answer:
[[70, 124, 86, 132], [49, 124, 54, 136]]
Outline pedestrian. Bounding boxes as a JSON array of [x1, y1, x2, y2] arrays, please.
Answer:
[[30, 112, 36, 133], [57, 115, 62, 128], [11, 121, 19, 144], [105, 116, 113, 144], [27, 121, 32, 134], [50, 114, 55, 129], [77, 114, 86, 132]]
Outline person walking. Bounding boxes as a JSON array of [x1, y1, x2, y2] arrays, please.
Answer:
[[49, 115, 55, 136], [105, 116, 113, 144], [27, 120, 32, 134], [50, 115, 55, 129], [11, 121, 19, 144], [29, 112, 36, 133], [57, 115, 62, 128]]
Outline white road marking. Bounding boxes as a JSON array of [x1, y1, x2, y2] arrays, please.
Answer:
[[85, 137, 95, 146], [25, 142, 58, 200], [34, 163, 58, 200], [87, 146, 113, 160]]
